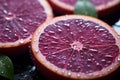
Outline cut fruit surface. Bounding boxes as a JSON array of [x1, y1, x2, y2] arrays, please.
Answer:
[[0, 0, 53, 54], [31, 15, 120, 80], [49, 0, 120, 17]]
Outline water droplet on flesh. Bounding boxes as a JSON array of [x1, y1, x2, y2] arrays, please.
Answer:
[[3, 2, 8, 6], [35, 49, 39, 53], [23, 28, 28, 33], [62, 70, 65, 73], [3, 10, 7, 14], [57, 28, 62, 32]]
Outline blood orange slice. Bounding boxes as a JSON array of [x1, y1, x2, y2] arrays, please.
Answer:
[[49, 0, 120, 17], [0, 0, 53, 55], [31, 15, 120, 80]]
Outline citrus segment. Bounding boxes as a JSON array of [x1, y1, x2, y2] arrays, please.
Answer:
[[31, 15, 120, 79], [0, 0, 53, 54]]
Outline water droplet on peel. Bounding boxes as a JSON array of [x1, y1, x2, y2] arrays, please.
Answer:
[[62, 70, 65, 73], [19, 39, 24, 44], [67, 72, 71, 76], [55, 68, 58, 72], [117, 57, 120, 61], [23, 28, 28, 32], [110, 67, 113, 70], [19, 18, 23, 21], [101, 59, 106, 62], [77, 74, 80, 78], [34, 40, 37, 42], [35, 49, 39, 53]]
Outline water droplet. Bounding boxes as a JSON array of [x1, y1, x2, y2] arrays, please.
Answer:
[[51, 41, 58, 44], [3, 10, 7, 14], [118, 57, 120, 61], [95, 26, 100, 28], [64, 23, 70, 26], [77, 74, 80, 78], [3, 2, 8, 6], [57, 28, 62, 32], [23, 28, 28, 33], [52, 36, 58, 40], [35, 49, 39, 53], [67, 72, 71, 76], [19, 39, 24, 44], [55, 68, 58, 72], [89, 49, 97, 52], [19, 18, 23, 21], [87, 64, 91, 67], [105, 55, 113, 58], [5, 27, 10, 31], [8, 12, 12, 16], [1, 71, 4, 74], [110, 67, 113, 70], [87, 58, 92, 61], [49, 31, 55, 34], [67, 28, 70, 31], [99, 28, 105, 31], [70, 32, 73, 35], [96, 62, 100, 65], [34, 40, 37, 42], [101, 59, 106, 63]]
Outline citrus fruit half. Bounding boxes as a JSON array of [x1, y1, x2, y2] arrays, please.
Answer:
[[0, 0, 53, 55], [31, 15, 120, 80], [49, 0, 120, 17]]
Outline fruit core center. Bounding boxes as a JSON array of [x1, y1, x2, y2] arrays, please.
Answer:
[[71, 41, 83, 51]]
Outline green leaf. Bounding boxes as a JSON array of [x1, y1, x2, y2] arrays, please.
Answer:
[[74, 0, 98, 18], [0, 55, 14, 80]]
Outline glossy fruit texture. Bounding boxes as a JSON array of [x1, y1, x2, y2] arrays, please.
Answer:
[[31, 15, 120, 80], [49, 0, 120, 17], [0, 0, 53, 55]]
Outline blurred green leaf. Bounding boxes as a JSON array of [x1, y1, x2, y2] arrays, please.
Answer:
[[74, 0, 98, 17], [0, 55, 14, 80]]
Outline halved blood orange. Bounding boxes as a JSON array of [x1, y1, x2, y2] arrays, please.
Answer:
[[48, 0, 120, 17], [0, 0, 53, 55], [31, 15, 120, 80]]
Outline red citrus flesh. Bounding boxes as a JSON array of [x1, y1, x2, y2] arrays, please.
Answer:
[[0, 0, 53, 54], [31, 15, 120, 80], [49, 0, 120, 17]]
